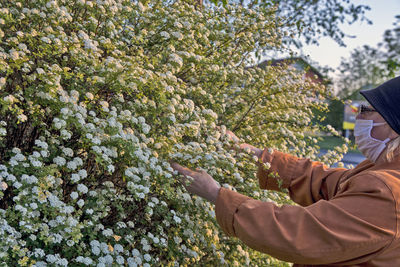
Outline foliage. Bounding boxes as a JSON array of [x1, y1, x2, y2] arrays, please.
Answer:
[[313, 98, 343, 131], [273, 0, 371, 47], [211, 0, 371, 47], [0, 0, 343, 266]]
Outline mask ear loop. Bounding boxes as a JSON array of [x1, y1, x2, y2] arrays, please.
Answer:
[[372, 122, 386, 127], [374, 123, 393, 144], [369, 122, 390, 143]]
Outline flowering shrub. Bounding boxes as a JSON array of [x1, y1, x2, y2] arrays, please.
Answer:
[[0, 0, 345, 266]]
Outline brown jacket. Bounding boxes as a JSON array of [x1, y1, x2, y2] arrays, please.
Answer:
[[215, 150, 400, 266]]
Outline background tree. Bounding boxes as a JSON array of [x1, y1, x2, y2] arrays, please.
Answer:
[[212, 0, 371, 48], [336, 45, 390, 98], [382, 15, 400, 75], [335, 13, 400, 98]]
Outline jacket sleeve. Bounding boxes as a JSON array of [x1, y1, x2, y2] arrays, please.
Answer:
[[215, 173, 396, 265], [257, 149, 352, 206]]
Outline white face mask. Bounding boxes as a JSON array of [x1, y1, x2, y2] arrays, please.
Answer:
[[354, 119, 390, 162]]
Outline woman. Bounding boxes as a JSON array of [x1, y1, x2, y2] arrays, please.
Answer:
[[171, 76, 400, 266]]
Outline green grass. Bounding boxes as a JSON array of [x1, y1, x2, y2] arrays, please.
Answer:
[[317, 135, 361, 154]]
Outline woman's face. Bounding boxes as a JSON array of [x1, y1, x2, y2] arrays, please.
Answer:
[[356, 105, 399, 141]]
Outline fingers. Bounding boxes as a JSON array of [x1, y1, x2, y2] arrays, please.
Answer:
[[226, 130, 239, 141], [178, 175, 193, 188], [170, 162, 197, 188], [169, 161, 220, 203], [170, 162, 196, 177]]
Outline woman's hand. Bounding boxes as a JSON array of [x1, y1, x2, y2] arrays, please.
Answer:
[[170, 162, 221, 204], [225, 129, 263, 158], [225, 129, 240, 143]]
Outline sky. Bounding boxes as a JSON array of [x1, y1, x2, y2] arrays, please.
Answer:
[[300, 0, 400, 78]]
